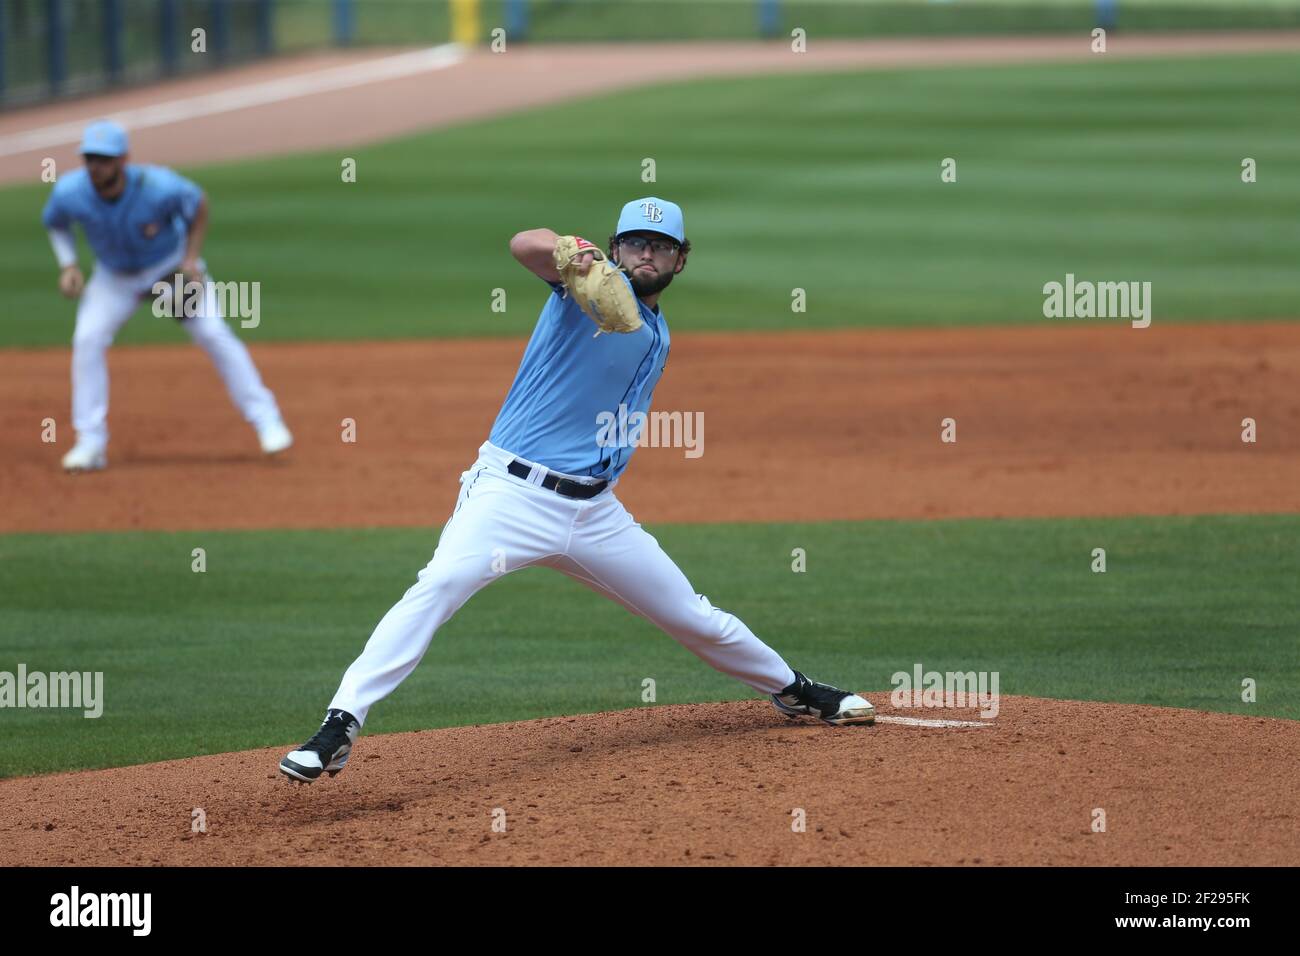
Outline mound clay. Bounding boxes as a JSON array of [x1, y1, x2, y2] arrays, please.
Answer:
[[2, 696, 1297, 866]]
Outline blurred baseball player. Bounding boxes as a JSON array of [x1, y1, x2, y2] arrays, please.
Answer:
[[280, 197, 872, 784], [41, 119, 292, 472]]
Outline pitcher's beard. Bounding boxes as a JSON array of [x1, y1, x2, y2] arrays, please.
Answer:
[[625, 266, 675, 298]]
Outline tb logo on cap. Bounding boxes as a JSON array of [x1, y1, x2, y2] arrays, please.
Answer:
[[640, 201, 664, 223]]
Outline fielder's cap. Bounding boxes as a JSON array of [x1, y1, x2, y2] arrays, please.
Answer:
[[616, 197, 684, 244], [80, 120, 128, 157]]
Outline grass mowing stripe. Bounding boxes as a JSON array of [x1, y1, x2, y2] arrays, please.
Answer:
[[0, 514, 1295, 778], [1, 53, 1298, 348]]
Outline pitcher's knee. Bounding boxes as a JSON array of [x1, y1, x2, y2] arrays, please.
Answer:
[[72, 329, 114, 355], [663, 594, 733, 644], [185, 314, 234, 349]]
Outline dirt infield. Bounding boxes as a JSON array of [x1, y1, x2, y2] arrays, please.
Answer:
[[2, 322, 1297, 533], [3, 695, 1297, 866]]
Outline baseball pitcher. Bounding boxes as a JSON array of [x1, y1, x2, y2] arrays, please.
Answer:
[[41, 120, 292, 472], [280, 197, 873, 783]]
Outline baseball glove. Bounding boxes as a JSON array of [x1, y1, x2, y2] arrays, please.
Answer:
[[553, 235, 642, 335]]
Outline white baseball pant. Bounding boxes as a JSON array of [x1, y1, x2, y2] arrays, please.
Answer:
[[70, 252, 282, 449], [330, 441, 797, 724]]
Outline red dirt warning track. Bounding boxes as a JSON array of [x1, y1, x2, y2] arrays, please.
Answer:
[[2, 696, 1297, 867]]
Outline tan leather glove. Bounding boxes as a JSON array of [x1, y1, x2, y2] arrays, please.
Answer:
[[553, 235, 642, 335]]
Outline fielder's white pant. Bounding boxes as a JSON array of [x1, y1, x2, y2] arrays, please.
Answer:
[[71, 253, 282, 448], [330, 441, 796, 724]]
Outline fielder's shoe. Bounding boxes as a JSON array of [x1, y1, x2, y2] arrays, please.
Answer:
[[257, 419, 293, 456], [772, 670, 875, 726], [61, 442, 107, 473], [279, 709, 359, 783]]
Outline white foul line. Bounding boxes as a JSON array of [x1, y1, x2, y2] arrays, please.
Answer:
[[876, 715, 993, 728], [0, 44, 466, 159]]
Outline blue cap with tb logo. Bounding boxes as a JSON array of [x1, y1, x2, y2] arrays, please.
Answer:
[[616, 197, 684, 244]]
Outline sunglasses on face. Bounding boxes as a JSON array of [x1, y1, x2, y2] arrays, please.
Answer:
[[618, 235, 679, 256]]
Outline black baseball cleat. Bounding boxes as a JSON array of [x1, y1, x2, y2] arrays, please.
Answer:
[[279, 709, 360, 782], [772, 671, 875, 726]]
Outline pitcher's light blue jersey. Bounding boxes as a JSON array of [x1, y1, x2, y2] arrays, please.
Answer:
[[42, 164, 202, 273], [489, 278, 670, 481]]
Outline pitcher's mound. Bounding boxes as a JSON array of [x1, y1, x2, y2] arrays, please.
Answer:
[[3, 696, 1296, 866]]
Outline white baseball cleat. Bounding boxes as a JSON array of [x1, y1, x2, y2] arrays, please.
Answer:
[[61, 442, 107, 473], [258, 419, 294, 456]]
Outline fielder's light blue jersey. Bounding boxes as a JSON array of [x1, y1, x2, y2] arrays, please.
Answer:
[[41, 164, 202, 273], [489, 279, 670, 481]]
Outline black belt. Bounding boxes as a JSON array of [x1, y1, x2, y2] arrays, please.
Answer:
[[507, 459, 608, 499]]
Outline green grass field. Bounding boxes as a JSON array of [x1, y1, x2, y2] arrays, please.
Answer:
[[2, 53, 1297, 348], [1, 514, 1295, 778]]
